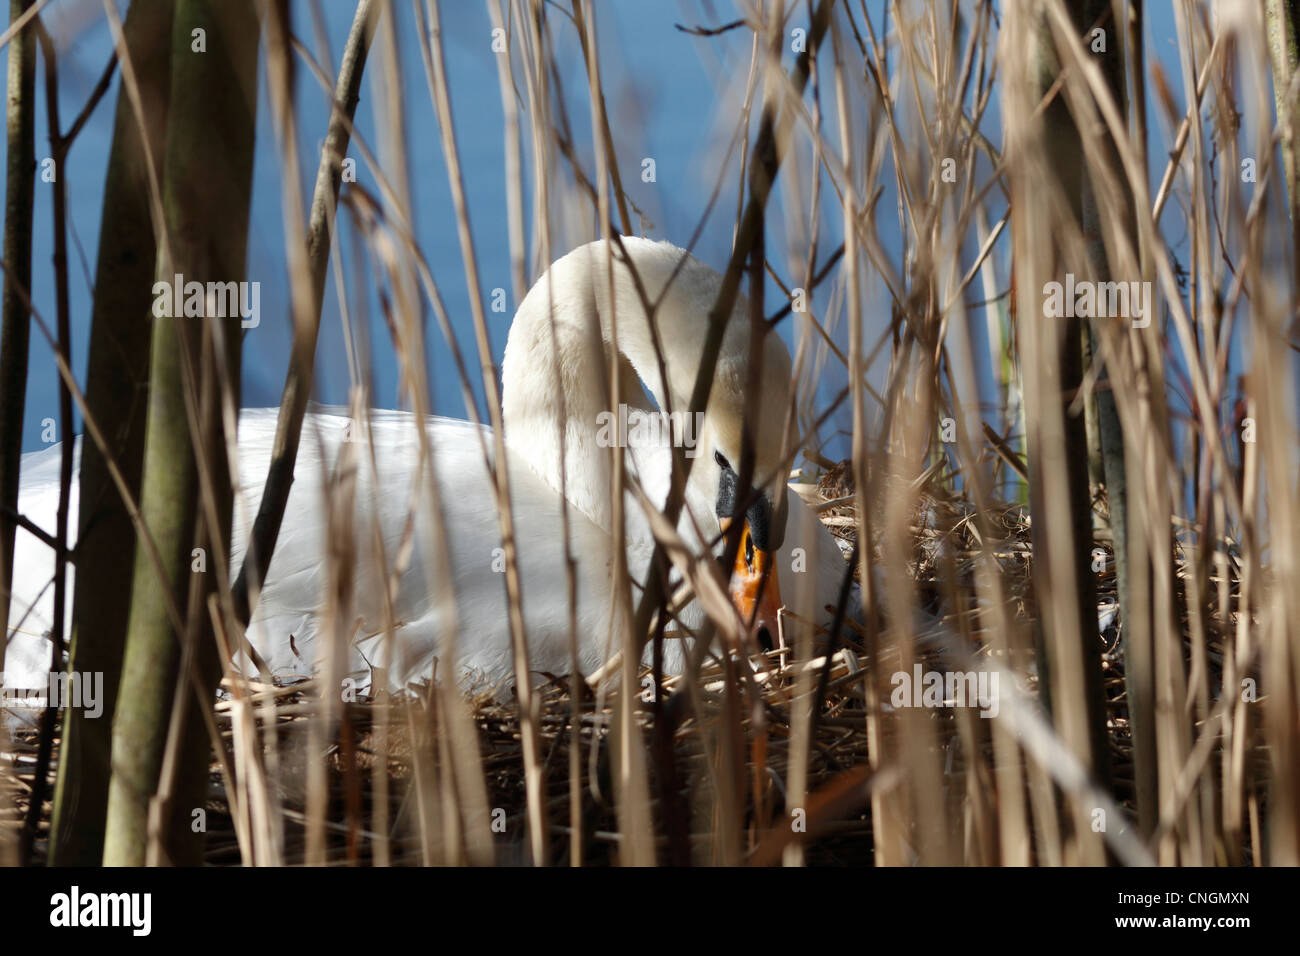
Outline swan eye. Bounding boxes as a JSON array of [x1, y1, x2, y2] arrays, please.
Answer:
[[743, 526, 755, 572]]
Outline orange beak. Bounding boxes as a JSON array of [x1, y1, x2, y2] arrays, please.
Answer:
[[721, 517, 783, 655]]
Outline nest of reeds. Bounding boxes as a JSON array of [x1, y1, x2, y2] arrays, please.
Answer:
[[192, 461, 1264, 865], [4, 461, 1263, 866]]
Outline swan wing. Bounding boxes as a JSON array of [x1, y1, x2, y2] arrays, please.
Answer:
[[3, 440, 80, 692], [235, 410, 629, 694]]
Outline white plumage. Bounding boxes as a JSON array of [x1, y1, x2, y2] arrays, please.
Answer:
[[3, 238, 849, 696]]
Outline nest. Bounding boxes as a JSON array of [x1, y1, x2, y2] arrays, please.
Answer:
[[4, 462, 1260, 866]]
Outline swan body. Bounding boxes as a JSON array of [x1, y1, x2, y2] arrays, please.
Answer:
[[3, 238, 849, 697]]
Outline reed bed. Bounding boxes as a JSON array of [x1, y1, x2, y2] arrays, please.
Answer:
[[1, 0, 1297, 867], [4, 476, 1266, 865]]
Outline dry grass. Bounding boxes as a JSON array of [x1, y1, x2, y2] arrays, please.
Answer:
[[5, 476, 1265, 866], [3, 0, 1298, 867]]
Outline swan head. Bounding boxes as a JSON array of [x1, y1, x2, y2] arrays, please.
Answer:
[[711, 447, 785, 655], [692, 326, 795, 656]]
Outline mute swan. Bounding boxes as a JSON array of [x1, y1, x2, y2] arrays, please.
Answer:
[[3, 238, 849, 698]]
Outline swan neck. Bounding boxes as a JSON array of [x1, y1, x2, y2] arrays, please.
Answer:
[[500, 238, 721, 528]]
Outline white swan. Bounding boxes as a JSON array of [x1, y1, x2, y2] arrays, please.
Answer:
[[3, 238, 849, 697]]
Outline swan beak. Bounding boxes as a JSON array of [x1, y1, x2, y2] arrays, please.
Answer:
[[724, 519, 783, 655]]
